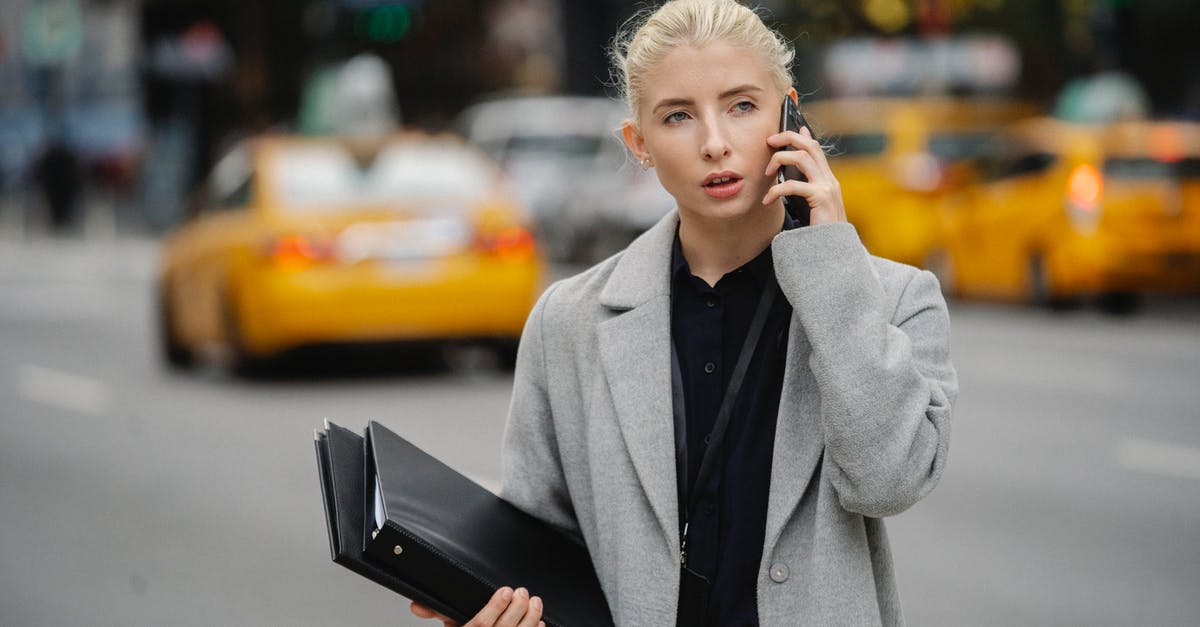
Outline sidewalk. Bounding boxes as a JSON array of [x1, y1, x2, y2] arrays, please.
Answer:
[[0, 225, 160, 284]]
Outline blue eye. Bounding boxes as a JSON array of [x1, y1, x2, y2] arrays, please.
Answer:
[[732, 101, 756, 113], [664, 111, 689, 124]]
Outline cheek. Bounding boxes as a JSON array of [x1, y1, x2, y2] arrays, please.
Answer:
[[741, 119, 778, 167], [648, 142, 691, 184]]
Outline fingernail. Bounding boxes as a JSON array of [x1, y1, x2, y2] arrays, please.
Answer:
[[515, 587, 528, 599], [531, 597, 542, 611], [500, 587, 513, 601]]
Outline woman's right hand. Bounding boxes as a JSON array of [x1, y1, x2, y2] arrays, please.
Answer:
[[409, 586, 545, 627]]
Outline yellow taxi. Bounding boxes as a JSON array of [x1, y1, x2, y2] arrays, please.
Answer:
[[932, 117, 1200, 309], [802, 97, 1038, 267], [157, 132, 546, 372]]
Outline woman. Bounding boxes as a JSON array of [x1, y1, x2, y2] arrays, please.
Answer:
[[414, 1, 957, 625]]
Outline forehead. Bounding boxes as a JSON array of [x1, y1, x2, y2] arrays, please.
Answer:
[[640, 41, 777, 107]]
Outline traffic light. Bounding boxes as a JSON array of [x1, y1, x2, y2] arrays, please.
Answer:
[[349, 1, 424, 43]]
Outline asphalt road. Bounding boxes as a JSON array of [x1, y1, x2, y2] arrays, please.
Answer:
[[1, 235, 1197, 626]]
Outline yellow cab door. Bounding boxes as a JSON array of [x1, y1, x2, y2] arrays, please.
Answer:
[[164, 144, 261, 347], [946, 132, 1063, 301]]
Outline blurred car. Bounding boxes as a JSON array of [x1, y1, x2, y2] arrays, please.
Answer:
[[803, 97, 1038, 267], [932, 117, 1200, 309], [157, 132, 546, 372], [456, 95, 673, 262]]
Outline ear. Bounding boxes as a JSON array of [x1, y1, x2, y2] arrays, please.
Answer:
[[621, 120, 649, 163]]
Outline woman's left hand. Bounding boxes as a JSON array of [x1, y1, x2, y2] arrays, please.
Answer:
[[762, 126, 847, 225]]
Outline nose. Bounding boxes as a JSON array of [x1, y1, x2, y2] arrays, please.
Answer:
[[700, 117, 731, 161]]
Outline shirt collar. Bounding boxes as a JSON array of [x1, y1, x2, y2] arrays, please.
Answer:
[[671, 211, 797, 289]]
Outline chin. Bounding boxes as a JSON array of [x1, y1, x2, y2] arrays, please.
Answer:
[[682, 199, 761, 223]]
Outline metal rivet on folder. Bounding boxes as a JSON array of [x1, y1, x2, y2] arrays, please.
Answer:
[[393, 545, 404, 556], [371, 529, 379, 539]]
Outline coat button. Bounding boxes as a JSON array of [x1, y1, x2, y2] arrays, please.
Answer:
[[704, 362, 715, 374], [769, 563, 789, 583]]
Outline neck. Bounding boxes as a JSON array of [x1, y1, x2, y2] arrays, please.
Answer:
[[678, 203, 786, 287]]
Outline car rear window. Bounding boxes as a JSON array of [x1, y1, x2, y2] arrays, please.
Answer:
[[827, 133, 887, 157], [269, 142, 495, 211], [978, 152, 1058, 182], [270, 145, 361, 209], [367, 144, 494, 204], [503, 135, 606, 159], [1104, 157, 1200, 180], [928, 132, 995, 161]]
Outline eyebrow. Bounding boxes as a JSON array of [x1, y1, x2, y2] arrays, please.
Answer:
[[651, 84, 765, 114]]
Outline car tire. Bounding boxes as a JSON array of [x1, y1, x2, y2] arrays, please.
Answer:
[[1029, 253, 1081, 311], [158, 281, 194, 370], [222, 294, 265, 377], [924, 249, 956, 298], [1098, 291, 1140, 316], [495, 340, 520, 372]]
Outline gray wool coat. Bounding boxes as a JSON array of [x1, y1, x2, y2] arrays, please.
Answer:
[[499, 211, 957, 626]]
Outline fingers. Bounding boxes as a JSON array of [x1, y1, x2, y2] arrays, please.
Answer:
[[464, 587, 513, 627], [763, 127, 846, 224], [461, 586, 544, 627], [496, 587, 543, 627], [765, 127, 830, 181], [495, 587, 529, 626], [517, 597, 546, 627]]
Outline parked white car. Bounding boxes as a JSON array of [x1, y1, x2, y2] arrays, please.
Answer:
[[456, 95, 673, 262]]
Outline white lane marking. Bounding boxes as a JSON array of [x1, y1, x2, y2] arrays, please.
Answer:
[[15, 364, 112, 416], [1114, 437, 1200, 482]]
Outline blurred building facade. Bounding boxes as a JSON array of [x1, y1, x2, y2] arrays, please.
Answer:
[[1, 0, 1197, 233]]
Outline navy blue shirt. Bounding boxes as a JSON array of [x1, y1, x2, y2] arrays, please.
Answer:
[[670, 227, 792, 627]]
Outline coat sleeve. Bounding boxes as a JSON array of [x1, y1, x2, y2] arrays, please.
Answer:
[[772, 223, 958, 518], [498, 282, 582, 536]]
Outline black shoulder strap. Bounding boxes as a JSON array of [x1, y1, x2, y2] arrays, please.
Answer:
[[684, 280, 777, 518]]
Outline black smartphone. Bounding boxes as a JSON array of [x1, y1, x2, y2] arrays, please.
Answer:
[[778, 94, 814, 226]]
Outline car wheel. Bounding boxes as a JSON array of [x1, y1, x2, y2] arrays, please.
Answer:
[[495, 340, 520, 372], [222, 294, 265, 377], [1098, 291, 1140, 316], [158, 282, 194, 370], [924, 249, 956, 297], [1028, 253, 1080, 311]]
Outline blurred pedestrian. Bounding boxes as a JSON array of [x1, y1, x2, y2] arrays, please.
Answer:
[[412, 1, 957, 625], [34, 136, 83, 232]]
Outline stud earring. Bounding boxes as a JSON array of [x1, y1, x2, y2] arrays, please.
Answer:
[[641, 158, 653, 169]]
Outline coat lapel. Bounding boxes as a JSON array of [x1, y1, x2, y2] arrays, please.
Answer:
[[763, 311, 825, 554], [596, 211, 681, 556]]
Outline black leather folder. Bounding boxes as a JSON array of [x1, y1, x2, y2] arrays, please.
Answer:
[[315, 420, 614, 627]]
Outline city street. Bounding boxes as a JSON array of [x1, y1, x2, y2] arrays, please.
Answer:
[[1, 234, 1197, 627]]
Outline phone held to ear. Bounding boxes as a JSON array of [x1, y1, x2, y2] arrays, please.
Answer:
[[778, 92, 815, 226]]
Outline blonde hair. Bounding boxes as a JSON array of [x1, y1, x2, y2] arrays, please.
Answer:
[[610, 0, 795, 127]]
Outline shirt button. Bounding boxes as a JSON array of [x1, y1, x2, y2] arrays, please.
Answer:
[[705, 299, 716, 308], [769, 563, 789, 583], [704, 362, 715, 374]]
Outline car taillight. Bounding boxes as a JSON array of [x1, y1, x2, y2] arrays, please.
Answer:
[[1066, 163, 1103, 233], [475, 226, 536, 261], [1067, 163, 1103, 211], [268, 234, 335, 270]]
